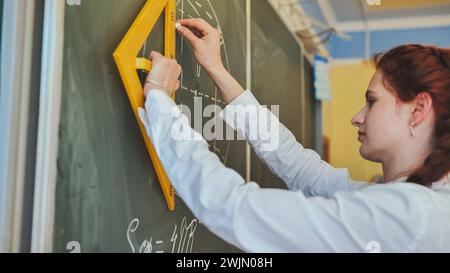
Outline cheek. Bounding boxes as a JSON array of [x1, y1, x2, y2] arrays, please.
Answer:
[[365, 105, 404, 146]]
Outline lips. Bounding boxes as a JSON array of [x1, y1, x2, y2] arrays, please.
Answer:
[[358, 132, 366, 141]]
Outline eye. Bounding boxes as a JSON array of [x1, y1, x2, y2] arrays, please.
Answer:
[[366, 98, 376, 108]]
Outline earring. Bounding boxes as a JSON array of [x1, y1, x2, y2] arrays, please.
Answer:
[[409, 108, 417, 137], [410, 122, 416, 137]]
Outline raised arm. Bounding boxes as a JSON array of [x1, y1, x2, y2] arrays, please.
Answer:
[[177, 19, 369, 197], [219, 90, 369, 196]]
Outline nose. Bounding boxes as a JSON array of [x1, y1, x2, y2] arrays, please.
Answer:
[[351, 107, 366, 128]]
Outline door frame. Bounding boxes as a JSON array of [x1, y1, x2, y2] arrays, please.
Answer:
[[31, 0, 65, 253]]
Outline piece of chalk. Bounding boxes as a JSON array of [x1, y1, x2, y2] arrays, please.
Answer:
[[175, 22, 181, 29]]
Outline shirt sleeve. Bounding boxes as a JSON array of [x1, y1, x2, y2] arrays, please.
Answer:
[[218, 90, 369, 198], [137, 90, 428, 253]]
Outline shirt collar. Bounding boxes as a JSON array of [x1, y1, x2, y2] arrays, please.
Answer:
[[391, 173, 450, 193], [431, 173, 450, 193]]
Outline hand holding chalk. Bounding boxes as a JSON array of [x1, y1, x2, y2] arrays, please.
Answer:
[[176, 18, 224, 75], [176, 18, 244, 105]]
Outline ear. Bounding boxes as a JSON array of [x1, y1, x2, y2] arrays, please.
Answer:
[[411, 92, 433, 125]]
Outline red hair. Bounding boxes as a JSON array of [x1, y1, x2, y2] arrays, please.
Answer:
[[374, 44, 450, 186]]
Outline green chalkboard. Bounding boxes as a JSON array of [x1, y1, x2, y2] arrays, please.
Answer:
[[250, 0, 307, 188], [54, 0, 313, 253]]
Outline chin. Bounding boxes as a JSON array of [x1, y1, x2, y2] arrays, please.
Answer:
[[359, 145, 383, 163], [359, 147, 370, 160]]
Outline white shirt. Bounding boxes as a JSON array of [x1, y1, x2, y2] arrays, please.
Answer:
[[138, 89, 450, 253]]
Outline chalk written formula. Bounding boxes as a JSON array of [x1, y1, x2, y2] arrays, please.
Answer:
[[127, 217, 198, 253]]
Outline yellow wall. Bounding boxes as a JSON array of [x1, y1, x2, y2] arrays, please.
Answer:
[[322, 61, 383, 182], [366, 0, 450, 10]]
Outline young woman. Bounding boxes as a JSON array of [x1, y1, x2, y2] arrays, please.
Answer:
[[137, 18, 450, 252]]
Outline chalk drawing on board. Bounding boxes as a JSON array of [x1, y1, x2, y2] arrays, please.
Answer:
[[176, 0, 232, 165], [127, 217, 198, 253]]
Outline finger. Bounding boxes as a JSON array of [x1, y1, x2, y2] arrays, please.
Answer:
[[174, 65, 182, 89], [189, 27, 203, 39], [177, 25, 202, 47], [149, 51, 163, 61], [178, 18, 212, 35], [174, 80, 180, 91]]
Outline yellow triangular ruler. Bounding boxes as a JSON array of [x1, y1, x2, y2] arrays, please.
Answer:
[[113, 0, 176, 211]]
